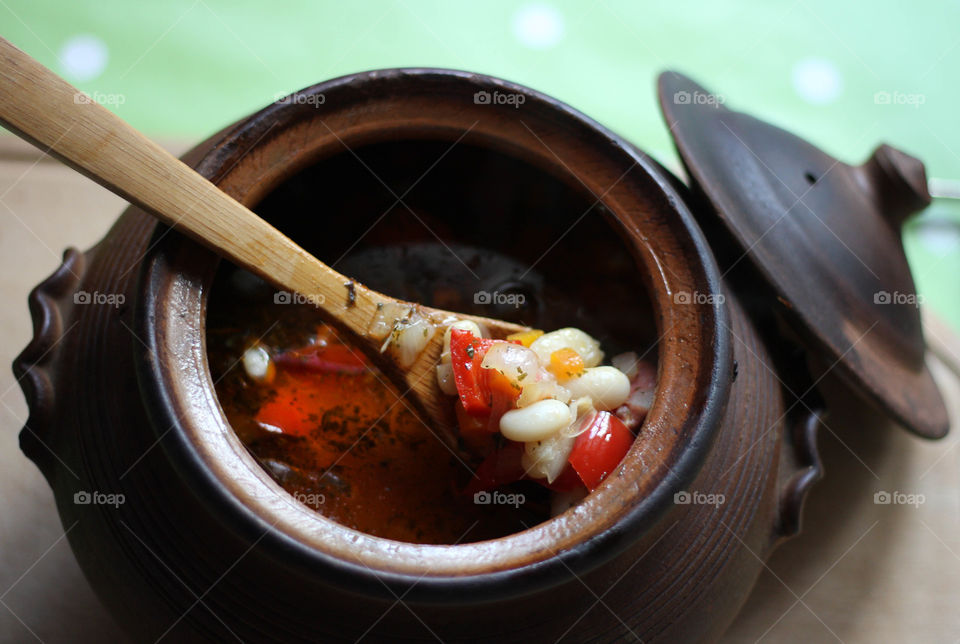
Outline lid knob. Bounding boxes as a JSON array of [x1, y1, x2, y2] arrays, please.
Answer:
[[859, 144, 932, 229]]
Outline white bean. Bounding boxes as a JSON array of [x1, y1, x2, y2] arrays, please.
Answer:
[[499, 399, 572, 442], [529, 328, 604, 367], [442, 319, 483, 357], [242, 345, 273, 382], [564, 366, 631, 411]]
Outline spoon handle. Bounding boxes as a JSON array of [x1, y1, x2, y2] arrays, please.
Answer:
[[0, 37, 377, 334]]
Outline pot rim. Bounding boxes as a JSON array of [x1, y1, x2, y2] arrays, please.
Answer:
[[133, 68, 732, 602]]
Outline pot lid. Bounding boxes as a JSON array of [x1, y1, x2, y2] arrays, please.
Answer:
[[658, 71, 948, 439]]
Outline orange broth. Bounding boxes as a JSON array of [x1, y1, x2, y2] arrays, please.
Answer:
[[207, 283, 549, 544]]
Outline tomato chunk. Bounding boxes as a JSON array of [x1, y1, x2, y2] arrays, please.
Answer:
[[449, 329, 522, 422], [568, 411, 634, 491], [255, 371, 345, 437], [449, 329, 497, 416]]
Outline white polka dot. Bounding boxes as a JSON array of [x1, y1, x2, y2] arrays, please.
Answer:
[[59, 35, 108, 82], [917, 219, 960, 257], [512, 3, 565, 50], [791, 58, 843, 105]]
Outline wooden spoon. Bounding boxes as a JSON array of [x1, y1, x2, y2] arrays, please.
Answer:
[[0, 37, 528, 446]]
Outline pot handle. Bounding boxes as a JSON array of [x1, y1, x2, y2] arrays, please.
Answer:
[[13, 248, 86, 476], [775, 405, 824, 538]]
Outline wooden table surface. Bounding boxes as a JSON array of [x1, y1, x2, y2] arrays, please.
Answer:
[[0, 136, 958, 643]]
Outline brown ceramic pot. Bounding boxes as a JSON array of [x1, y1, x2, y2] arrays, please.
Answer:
[[17, 69, 841, 642]]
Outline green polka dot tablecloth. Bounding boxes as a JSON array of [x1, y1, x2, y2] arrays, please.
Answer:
[[2, 0, 958, 329]]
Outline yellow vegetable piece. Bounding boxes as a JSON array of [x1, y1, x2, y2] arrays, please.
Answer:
[[506, 329, 544, 347], [548, 347, 584, 382]]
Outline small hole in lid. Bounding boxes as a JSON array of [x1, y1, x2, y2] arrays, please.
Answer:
[[804, 172, 818, 185]]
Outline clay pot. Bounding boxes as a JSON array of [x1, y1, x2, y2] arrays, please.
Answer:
[[18, 68, 890, 642]]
